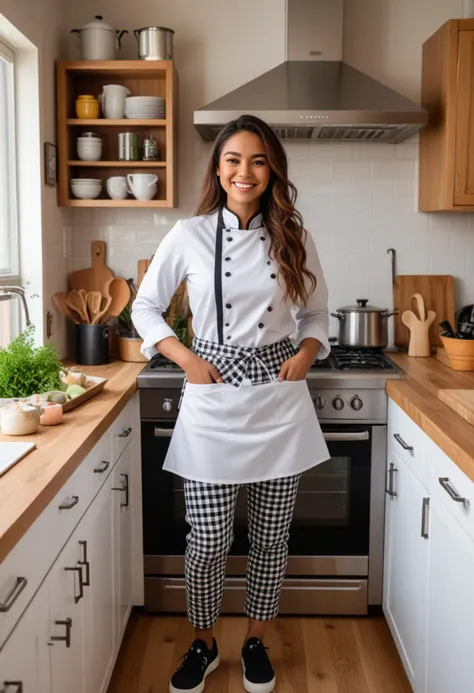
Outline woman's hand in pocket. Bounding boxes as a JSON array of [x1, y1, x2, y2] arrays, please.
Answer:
[[278, 351, 313, 381], [184, 354, 224, 384]]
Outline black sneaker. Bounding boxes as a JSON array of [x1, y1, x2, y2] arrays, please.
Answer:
[[169, 638, 219, 693], [241, 637, 276, 693]]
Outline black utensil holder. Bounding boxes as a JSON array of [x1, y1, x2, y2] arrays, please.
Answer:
[[75, 324, 109, 365]]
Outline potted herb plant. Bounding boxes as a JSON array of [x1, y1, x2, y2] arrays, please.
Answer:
[[117, 279, 148, 363]]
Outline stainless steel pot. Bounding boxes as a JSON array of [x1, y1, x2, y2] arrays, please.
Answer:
[[331, 299, 396, 349], [134, 26, 174, 60]]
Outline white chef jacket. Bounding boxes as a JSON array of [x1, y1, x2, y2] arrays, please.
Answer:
[[132, 207, 330, 360]]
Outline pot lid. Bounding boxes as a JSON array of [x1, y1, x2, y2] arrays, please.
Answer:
[[81, 15, 116, 32], [135, 26, 175, 34], [337, 298, 388, 313]]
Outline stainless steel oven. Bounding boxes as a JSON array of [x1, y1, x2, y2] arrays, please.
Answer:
[[141, 417, 387, 615]]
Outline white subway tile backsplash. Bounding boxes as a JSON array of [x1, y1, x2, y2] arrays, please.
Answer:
[[330, 161, 371, 179], [371, 160, 416, 178], [67, 111, 474, 311]]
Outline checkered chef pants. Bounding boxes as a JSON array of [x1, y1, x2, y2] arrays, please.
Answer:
[[184, 474, 300, 629]]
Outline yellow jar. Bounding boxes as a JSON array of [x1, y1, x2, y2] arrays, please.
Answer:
[[76, 95, 100, 119]]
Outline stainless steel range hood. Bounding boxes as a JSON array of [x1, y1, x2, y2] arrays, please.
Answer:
[[194, 0, 428, 144]]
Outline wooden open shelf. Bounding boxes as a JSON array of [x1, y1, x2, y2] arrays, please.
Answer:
[[68, 160, 167, 168], [56, 60, 178, 208], [67, 119, 167, 127]]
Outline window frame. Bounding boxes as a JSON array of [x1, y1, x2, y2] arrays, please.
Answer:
[[0, 38, 21, 345]]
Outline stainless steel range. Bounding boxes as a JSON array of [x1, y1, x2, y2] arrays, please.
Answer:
[[137, 345, 403, 616]]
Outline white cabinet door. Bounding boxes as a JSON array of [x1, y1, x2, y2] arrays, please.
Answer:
[[112, 441, 133, 644], [0, 578, 50, 693], [48, 526, 84, 693], [426, 496, 474, 693], [383, 447, 430, 692], [80, 471, 115, 693]]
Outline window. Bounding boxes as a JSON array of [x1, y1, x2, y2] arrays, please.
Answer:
[[0, 39, 20, 347]]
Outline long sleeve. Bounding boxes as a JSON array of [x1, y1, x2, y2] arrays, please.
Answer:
[[132, 221, 187, 359], [293, 231, 330, 360]]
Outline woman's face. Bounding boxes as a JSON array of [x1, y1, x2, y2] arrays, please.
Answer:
[[216, 131, 271, 207]]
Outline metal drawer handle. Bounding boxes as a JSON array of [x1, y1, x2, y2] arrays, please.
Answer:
[[118, 427, 132, 438], [421, 497, 430, 539], [78, 540, 91, 587], [93, 460, 110, 474], [112, 473, 129, 507], [64, 566, 84, 603], [323, 431, 369, 442], [393, 433, 414, 452], [58, 495, 79, 510], [50, 618, 72, 648], [0, 577, 27, 612], [3, 683, 23, 692], [386, 462, 398, 499], [439, 477, 467, 504], [154, 427, 174, 437]]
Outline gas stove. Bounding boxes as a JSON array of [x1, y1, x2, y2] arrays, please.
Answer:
[[137, 344, 403, 424]]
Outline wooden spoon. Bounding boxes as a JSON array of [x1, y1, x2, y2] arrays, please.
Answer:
[[87, 291, 102, 324], [101, 278, 131, 323], [52, 292, 81, 324], [78, 289, 90, 322], [92, 293, 112, 324], [67, 290, 89, 323]]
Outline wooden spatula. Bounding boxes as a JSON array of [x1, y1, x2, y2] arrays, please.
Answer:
[[87, 291, 102, 324], [67, 290, 89, 324], [92, 293, 112, 324], [52, 292, 81, 324]]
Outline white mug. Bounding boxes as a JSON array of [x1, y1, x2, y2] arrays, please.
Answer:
[[107, 176, 128, 200], [126, 173, 158, 200], [99, 84, 131, 119]]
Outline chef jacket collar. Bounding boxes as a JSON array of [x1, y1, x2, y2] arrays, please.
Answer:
[[222, 206, 263, 230]]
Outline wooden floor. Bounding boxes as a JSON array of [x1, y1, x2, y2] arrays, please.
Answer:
[[108, 610, 411, 692]]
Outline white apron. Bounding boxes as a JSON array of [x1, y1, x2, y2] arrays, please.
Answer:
[[163, 377, 329, 483]]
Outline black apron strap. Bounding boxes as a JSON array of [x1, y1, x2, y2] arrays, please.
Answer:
[[214, 209, 225, 345]]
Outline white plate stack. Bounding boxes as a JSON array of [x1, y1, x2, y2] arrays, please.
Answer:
[[125, 96, 166, 119]]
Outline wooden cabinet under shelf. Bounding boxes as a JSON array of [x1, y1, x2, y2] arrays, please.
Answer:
[[419, 19, 474, 212], [56, 60, 178, 208]]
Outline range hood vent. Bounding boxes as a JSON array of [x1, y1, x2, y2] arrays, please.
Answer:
[[193, 1, 428, 144]]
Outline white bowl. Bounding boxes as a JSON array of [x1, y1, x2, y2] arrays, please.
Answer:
[[71, 178, 102, 184], [71, 183, 101, 199]]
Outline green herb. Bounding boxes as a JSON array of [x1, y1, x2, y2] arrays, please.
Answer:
[[0, 325, 63, 398], [117, 278, 139, 338]]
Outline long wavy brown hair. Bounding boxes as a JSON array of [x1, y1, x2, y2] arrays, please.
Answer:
[[195, 115, 317, 305]]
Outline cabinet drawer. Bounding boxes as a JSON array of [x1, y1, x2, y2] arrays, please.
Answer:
[[427, 437, 474, 543], [110, 399, 135, 462], [0, 429, 112, 650], [388, 400, 425, 483]]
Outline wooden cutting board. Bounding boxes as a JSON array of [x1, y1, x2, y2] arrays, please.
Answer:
[[394, 275, 455, 349], [68, 241, 115, 294], [437, 389, 474, 426]]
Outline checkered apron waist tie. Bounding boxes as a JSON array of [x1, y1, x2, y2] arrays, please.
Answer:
[[177, 336, 297, 409]]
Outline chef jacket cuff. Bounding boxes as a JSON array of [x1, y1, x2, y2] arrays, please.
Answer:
[[296, 326, 330, 360], [140, 324, 178, 360]]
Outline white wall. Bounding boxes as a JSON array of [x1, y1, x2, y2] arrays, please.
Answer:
[[65, 0, 474, 345], [1, 0, 69, 354]]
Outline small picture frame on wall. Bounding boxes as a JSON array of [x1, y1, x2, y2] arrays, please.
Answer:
[[44, 142, 57, 186]]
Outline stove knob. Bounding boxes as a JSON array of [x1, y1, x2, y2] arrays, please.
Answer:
[[351, 396, 363, 411], [162, 399, 172, 413], [333, 396, 345, 411], [314, 394, 327, 410]]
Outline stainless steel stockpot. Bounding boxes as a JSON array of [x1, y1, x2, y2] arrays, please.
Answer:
[[331, 299, 396, 349]]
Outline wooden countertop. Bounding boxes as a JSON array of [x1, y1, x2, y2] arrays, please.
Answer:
[[0, 360, 144, 564], [387, 354, 474, 483]]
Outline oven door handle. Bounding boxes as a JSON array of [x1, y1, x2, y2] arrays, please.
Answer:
[[323, 431, 369, 442], [154, 427, 174, 437]]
